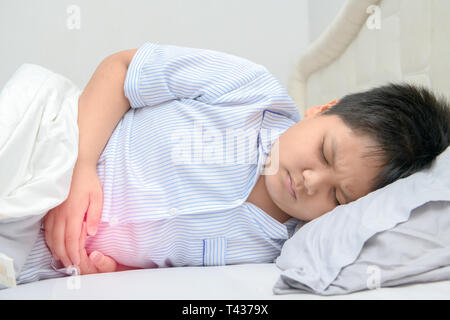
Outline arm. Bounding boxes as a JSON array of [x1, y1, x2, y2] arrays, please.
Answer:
[[76, 49, 138, 168], [44, 49, 138, 268]]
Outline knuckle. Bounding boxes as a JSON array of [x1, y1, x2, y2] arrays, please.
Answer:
[[65, 233, 78, 244]]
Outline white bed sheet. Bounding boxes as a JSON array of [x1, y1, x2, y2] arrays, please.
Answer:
[[1, 263, 449, 299]]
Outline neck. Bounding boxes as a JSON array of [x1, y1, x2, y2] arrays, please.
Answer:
[[246, 175, 290, 224]]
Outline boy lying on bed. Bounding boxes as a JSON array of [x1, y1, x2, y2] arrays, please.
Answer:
[[17, 43, 450, 282]]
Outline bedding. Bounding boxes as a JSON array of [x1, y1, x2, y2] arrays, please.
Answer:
[[1, 263, 450, 299], [274, 147, 450, 295], [0, 63, 80, 288]]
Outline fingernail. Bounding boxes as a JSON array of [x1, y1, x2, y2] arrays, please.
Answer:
[[89, 251, 102, 264], [88, 225, 97, 236]]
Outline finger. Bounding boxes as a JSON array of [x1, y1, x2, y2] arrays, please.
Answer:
[[79, 221, 87, 249], [65, 215, 84, 266], [86, 191, 103, 236], [52, 217, 72, 268], [79, 254, 98, 275], [44, 211, 56, 256], [78, 223, 98, 275], [89, 251, 117, 273]]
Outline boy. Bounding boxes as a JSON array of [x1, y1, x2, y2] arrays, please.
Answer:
[[18, 42, 450, 283]]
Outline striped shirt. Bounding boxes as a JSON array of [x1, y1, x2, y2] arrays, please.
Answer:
[[17, 42, 301, 284]]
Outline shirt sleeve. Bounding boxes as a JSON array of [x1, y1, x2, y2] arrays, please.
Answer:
[[123, 42, 270, 109]]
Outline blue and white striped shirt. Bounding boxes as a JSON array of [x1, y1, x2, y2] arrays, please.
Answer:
[[18, 42, 302, 283]]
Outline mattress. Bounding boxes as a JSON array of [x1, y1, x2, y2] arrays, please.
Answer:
[[2, 263, 450, 299]]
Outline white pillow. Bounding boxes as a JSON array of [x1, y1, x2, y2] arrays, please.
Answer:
[[273, 146, 450, 295]]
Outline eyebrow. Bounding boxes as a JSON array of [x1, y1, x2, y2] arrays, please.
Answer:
[[330, 136, 352, 204]]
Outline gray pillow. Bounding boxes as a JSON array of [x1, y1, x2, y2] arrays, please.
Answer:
[[273, 146, 450, 295]]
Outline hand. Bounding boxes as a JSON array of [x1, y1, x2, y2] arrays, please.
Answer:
[[77, 223, 136, 274], [77, 223, 118, 274], [44, 162, 103, 268]]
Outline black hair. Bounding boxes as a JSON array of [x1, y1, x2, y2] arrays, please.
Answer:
[[320, 82, 450, 191]]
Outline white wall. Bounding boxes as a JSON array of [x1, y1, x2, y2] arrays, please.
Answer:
[[307, 0, 347, 43], [0, 0, 310, 90]]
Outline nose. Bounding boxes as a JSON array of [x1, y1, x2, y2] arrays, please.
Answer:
[[302, 169, 330, 196], [293, 170, 313, 195]]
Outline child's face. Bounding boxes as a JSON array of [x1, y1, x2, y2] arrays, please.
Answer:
[[264, 110, 383, 222]]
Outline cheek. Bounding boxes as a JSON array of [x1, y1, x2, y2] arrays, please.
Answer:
[[278, 130, 317, 170], [264, 172, 282, 199], [279, 139, 302, 168], [264, 169, 292, 213], [293, 192, 338, 221]]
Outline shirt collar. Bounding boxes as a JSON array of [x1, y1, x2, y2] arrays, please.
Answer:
[[245, 201, 302, 240], [245, 202, 290, 239]]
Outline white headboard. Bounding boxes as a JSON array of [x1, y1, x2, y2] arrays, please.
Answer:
[[289, 0, 450, 117]]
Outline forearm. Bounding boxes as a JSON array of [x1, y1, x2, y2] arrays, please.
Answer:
[[76, 54, 131, 168]]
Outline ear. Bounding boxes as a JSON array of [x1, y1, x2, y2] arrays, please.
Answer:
[[304, 99, 339, 119]]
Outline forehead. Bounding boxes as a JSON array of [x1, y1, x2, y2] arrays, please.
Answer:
[[316, 114, 374, 148], [322, 115, 382, 198]]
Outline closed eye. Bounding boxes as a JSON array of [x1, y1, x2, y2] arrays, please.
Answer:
[[321, 137, 341, 206]]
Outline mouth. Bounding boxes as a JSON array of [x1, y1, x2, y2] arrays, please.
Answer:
[[285, 171, 297, 199]]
